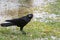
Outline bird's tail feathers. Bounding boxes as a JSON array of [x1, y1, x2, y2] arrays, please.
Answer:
[[0, 23, 14, 27]]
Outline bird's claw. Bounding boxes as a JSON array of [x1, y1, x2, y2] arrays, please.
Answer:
[[21, 31, 26, 35]]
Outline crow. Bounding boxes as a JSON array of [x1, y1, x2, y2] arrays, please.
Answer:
[[0, 14, 33, 34]]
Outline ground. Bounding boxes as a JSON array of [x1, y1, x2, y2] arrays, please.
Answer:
[[0, 21, 60, 40]]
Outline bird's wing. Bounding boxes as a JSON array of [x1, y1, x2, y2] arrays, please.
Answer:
[[5, 18, 25, 23], [5, 18, 18, 23]]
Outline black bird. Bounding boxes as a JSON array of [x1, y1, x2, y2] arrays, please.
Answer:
[[1, 14, 33, 34]]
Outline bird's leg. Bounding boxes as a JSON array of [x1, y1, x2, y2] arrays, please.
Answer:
[[20, 27, 26, 35]]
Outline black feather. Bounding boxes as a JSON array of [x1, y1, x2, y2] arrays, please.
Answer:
[[1, 23, 14, 27]]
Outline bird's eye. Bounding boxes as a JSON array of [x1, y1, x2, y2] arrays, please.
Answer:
[[29, 15, 31, 17]]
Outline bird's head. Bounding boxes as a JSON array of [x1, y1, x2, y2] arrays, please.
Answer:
[[27, 14, 33, 19]]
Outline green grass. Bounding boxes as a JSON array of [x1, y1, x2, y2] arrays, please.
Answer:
[[0, 21, 60, 40]]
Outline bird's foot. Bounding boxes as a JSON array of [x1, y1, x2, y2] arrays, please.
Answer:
[[21, 31, 26, 35]]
